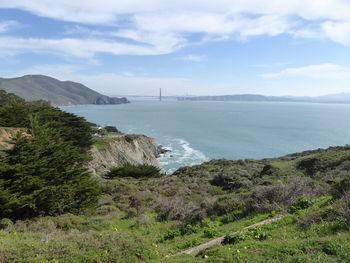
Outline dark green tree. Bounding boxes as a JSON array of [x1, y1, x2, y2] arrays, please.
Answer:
[[0, 90, 25, 105], [0, 120, 100, 220], [0, 90, 93, 152]]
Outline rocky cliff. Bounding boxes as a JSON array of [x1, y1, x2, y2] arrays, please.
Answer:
[[0, 128, 163, 175], [88, 134, 163, 176]]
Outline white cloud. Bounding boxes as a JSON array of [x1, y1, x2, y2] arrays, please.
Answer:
[[0, 0, 349, 62], [0, 20, 21, 33], [1, 0, 350, 52], [6, 64, 192, 96], [2, 1, 350, 24], [0, 36, 184, 58], [321, 20, 350, 45], [261, 63, 350, 79]]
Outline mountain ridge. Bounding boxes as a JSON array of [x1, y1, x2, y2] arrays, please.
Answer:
[[0, 74, 129, 106], [178, 93, 350, 103]]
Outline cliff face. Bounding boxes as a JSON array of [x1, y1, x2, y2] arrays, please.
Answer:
[[93, 96, 129, 105], [88, 134, 163, 176], [0, 128, 163, 176]]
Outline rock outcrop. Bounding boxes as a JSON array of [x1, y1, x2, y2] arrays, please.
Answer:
[[88, 134, 164, 176], [0, 128, 163, 176], [0, 128, 26, 154]]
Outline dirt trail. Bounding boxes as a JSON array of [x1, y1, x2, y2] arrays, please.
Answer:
[[176, 215, 285, 256]]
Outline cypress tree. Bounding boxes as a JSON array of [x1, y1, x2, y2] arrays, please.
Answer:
[[0, 119, 100, 220]]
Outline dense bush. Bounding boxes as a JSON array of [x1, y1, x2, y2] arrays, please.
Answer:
[[332, 175, 350, 198], [297, 152, 350, 176], [155, 197, 197, 221], [222, 232, 246, 244], [105, 164, 162, 179], [288, 197, 315, 213], [104, 126, 121, 133], [211, 173, 244, 190], [247, 177, 322, 213], [211, 196, 244, 216]]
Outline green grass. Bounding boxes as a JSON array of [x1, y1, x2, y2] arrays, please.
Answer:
[[1, 143, 350, 262], [1, 209, 348, 263]]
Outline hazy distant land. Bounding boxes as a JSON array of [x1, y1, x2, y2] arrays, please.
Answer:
[[177, 93, 350, 104]]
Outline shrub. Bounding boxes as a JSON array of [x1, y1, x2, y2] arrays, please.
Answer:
[[155, 196, 215, 222], [203, 228, 218, 238], [298, 206, 338, 230], [104, 126, 121, 133], [222, 233, 246, 245], [322, 241, 346, 256], [332, 175, 350, 198], [105, 164, 162, 179], [297, 152, 350, 176], [162, 229, 181, 241], [52, 214, 110, 231], [211, 173, 243, 190], [0, 218, 13, 229], [211, 196, 244, 216], [180, 224, 201, 235], [288, 197, 315, 213], [247, 177, 322, 214]]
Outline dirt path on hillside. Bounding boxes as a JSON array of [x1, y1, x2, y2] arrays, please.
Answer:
[[176, 215, 285, 256]]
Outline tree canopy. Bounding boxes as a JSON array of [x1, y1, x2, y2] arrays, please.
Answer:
[[0, 90, 100, 220]]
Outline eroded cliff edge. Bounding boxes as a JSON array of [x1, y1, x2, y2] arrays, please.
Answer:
[[0, 128, 163, 176], [88, 134, 163, 176]]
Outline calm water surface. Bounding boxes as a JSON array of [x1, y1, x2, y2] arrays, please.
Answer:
[[62, 100, 350, 173]]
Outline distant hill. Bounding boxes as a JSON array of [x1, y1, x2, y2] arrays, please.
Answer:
[[0, 75, 129, 106], [178, 94, 294, 102], [178, 93, 350, 104], [312, 93, 350, 103]]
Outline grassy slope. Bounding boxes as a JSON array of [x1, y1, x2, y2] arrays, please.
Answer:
[[1, 146, 350, 263]]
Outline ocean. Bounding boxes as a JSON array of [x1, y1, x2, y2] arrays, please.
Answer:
[[61, 100, 350, 173]]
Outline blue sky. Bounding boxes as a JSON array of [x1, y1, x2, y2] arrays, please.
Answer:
[[0, 0, 350, 96]]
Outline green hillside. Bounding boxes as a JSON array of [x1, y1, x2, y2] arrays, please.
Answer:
[[0, 90, 349, 263], [0, 75, 129, 106]]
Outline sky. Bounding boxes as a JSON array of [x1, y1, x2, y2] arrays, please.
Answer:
[[0, 0, 350, 97]]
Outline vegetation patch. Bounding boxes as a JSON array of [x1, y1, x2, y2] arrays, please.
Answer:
[[105, 163, 163, 179]]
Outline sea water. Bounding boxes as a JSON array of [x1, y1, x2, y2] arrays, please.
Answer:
[[62, 100, 350, 173]]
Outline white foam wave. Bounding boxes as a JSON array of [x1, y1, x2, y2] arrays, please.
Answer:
[[158, 138, 209, 174]]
